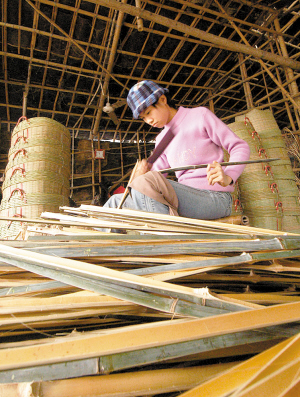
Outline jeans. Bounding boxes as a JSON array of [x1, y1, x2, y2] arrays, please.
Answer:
[[104, 188, 169, 214], [169, 179, 232, 219], [104, 180, 232, 220]]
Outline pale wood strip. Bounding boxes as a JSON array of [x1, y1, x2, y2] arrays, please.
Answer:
[[0, 301, 300, 370], [179, 333, 300, 397], [232, 358, 300, 397], [77, 205, 297, 236], [0, 361, 238, 397], [0, 291, 129, 308], [0, 243, 242, 302], [277, 377, 300, 397]]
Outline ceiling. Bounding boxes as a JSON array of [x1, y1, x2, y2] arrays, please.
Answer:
[[0, 0, 299, 143]]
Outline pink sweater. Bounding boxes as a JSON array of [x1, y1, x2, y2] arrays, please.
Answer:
[[152, 107, 250, 192]]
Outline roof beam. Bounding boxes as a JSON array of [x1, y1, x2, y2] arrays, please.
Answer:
[[91, 0, 300, 71]]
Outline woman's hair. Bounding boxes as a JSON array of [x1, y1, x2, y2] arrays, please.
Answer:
[[152, 92, 176, 109]]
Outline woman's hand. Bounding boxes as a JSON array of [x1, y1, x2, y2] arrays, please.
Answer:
[[132, 159, 152, 180], [207, 161, 233, 187]]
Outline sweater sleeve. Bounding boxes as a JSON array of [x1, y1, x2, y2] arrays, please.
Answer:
[[151, 152, 170, 173], [203, 108, 250, 183], [150, 128, 171, 173]]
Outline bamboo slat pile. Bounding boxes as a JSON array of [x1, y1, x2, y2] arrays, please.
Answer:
[[0, 205, 300, 396]]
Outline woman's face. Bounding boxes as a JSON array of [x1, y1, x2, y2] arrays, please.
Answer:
[[139, 95, 173, 128]]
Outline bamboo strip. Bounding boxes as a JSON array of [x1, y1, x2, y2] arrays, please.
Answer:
[[179, 333, 300, 397], [0, 301, 299, 371], [0, 243, 251, 314], [75, 205, 297, 236], [0, 363, 239, 397], [0, 361, 238, 396]]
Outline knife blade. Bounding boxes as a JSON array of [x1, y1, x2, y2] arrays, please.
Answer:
[[158, 158, 281, 173]]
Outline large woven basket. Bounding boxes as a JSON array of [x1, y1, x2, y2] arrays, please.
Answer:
[[0, 117, 71, 239], [231, 109, 300, 233]]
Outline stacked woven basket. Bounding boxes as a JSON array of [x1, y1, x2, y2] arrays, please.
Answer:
[[0, 117, 71, 239], [229, 108, 300, 233]]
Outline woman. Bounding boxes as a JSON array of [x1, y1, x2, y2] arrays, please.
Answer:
[[104, 80, 250, 220]]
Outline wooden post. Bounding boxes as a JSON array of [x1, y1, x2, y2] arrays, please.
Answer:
[[91, 139, 96, 199], [119, 132, 124, 178], [137, 131, 141, 161], [143, 131, 147, 158], [208, 90, 214, 113], [238, 54, 254, 109], [97, 132, 102, 198], [274, 17, 300, 129]]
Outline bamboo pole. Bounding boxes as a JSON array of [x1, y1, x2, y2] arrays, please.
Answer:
[[212, 0, 300, 111], [274, 18, 300, 109], [91, 140, 96, 199], [24, 0, 127, 90], [117, 160, 139, 209], [238, 53, 254, 109], [92, 0, 300, 70], [92, 1, 127, 135]]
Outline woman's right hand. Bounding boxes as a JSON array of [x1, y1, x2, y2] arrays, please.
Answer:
[[133, 159, 152, 180]]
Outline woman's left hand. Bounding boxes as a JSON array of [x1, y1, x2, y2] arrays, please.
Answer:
[[207, 161, 233, 187]]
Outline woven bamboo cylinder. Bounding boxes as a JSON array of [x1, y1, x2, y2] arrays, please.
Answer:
[[223, 150, 243, 217], [0, 117, 71, 239], [228, 121, 282, 231], [233, 109, 300, 233]]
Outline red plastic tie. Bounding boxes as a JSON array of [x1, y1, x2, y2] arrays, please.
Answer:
[[244, 116, 251, 126], [258, 148, 267, 158], [270, 183, 278, 193], [8, 188, 26, 203], [11, 167, 26, 177], [275, 201, 283, 212], [16, 116, 28, 126], [264, 165, 273, 176], [13, 149, 27, 159], [13, 135, 28, 146], [234, 199, 241, 212], [7, 213, 23, 228]]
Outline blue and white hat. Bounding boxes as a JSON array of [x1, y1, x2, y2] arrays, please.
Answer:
[[127, 80, 168, 119]]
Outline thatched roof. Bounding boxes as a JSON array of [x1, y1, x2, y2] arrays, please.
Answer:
[[1, 0, 299, 143]]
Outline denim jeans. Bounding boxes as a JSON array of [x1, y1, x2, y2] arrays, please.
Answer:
[[104, 188, 169, 214], [168, 179, 232, 219], [104, 180, 232, 220]]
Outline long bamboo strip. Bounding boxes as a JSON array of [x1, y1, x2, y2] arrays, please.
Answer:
[[179, 333, 300, 397], [11, 238, 285, 258], [0, 307, 137, 329], [0, 361, 239, 395], [229, 353, 300, 397], [219, 293, 300, 305], [0, 244, 253, 318], [76, 205, 298, 236], [277, 378, 300, 397], [0, 301, 300, 371]]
